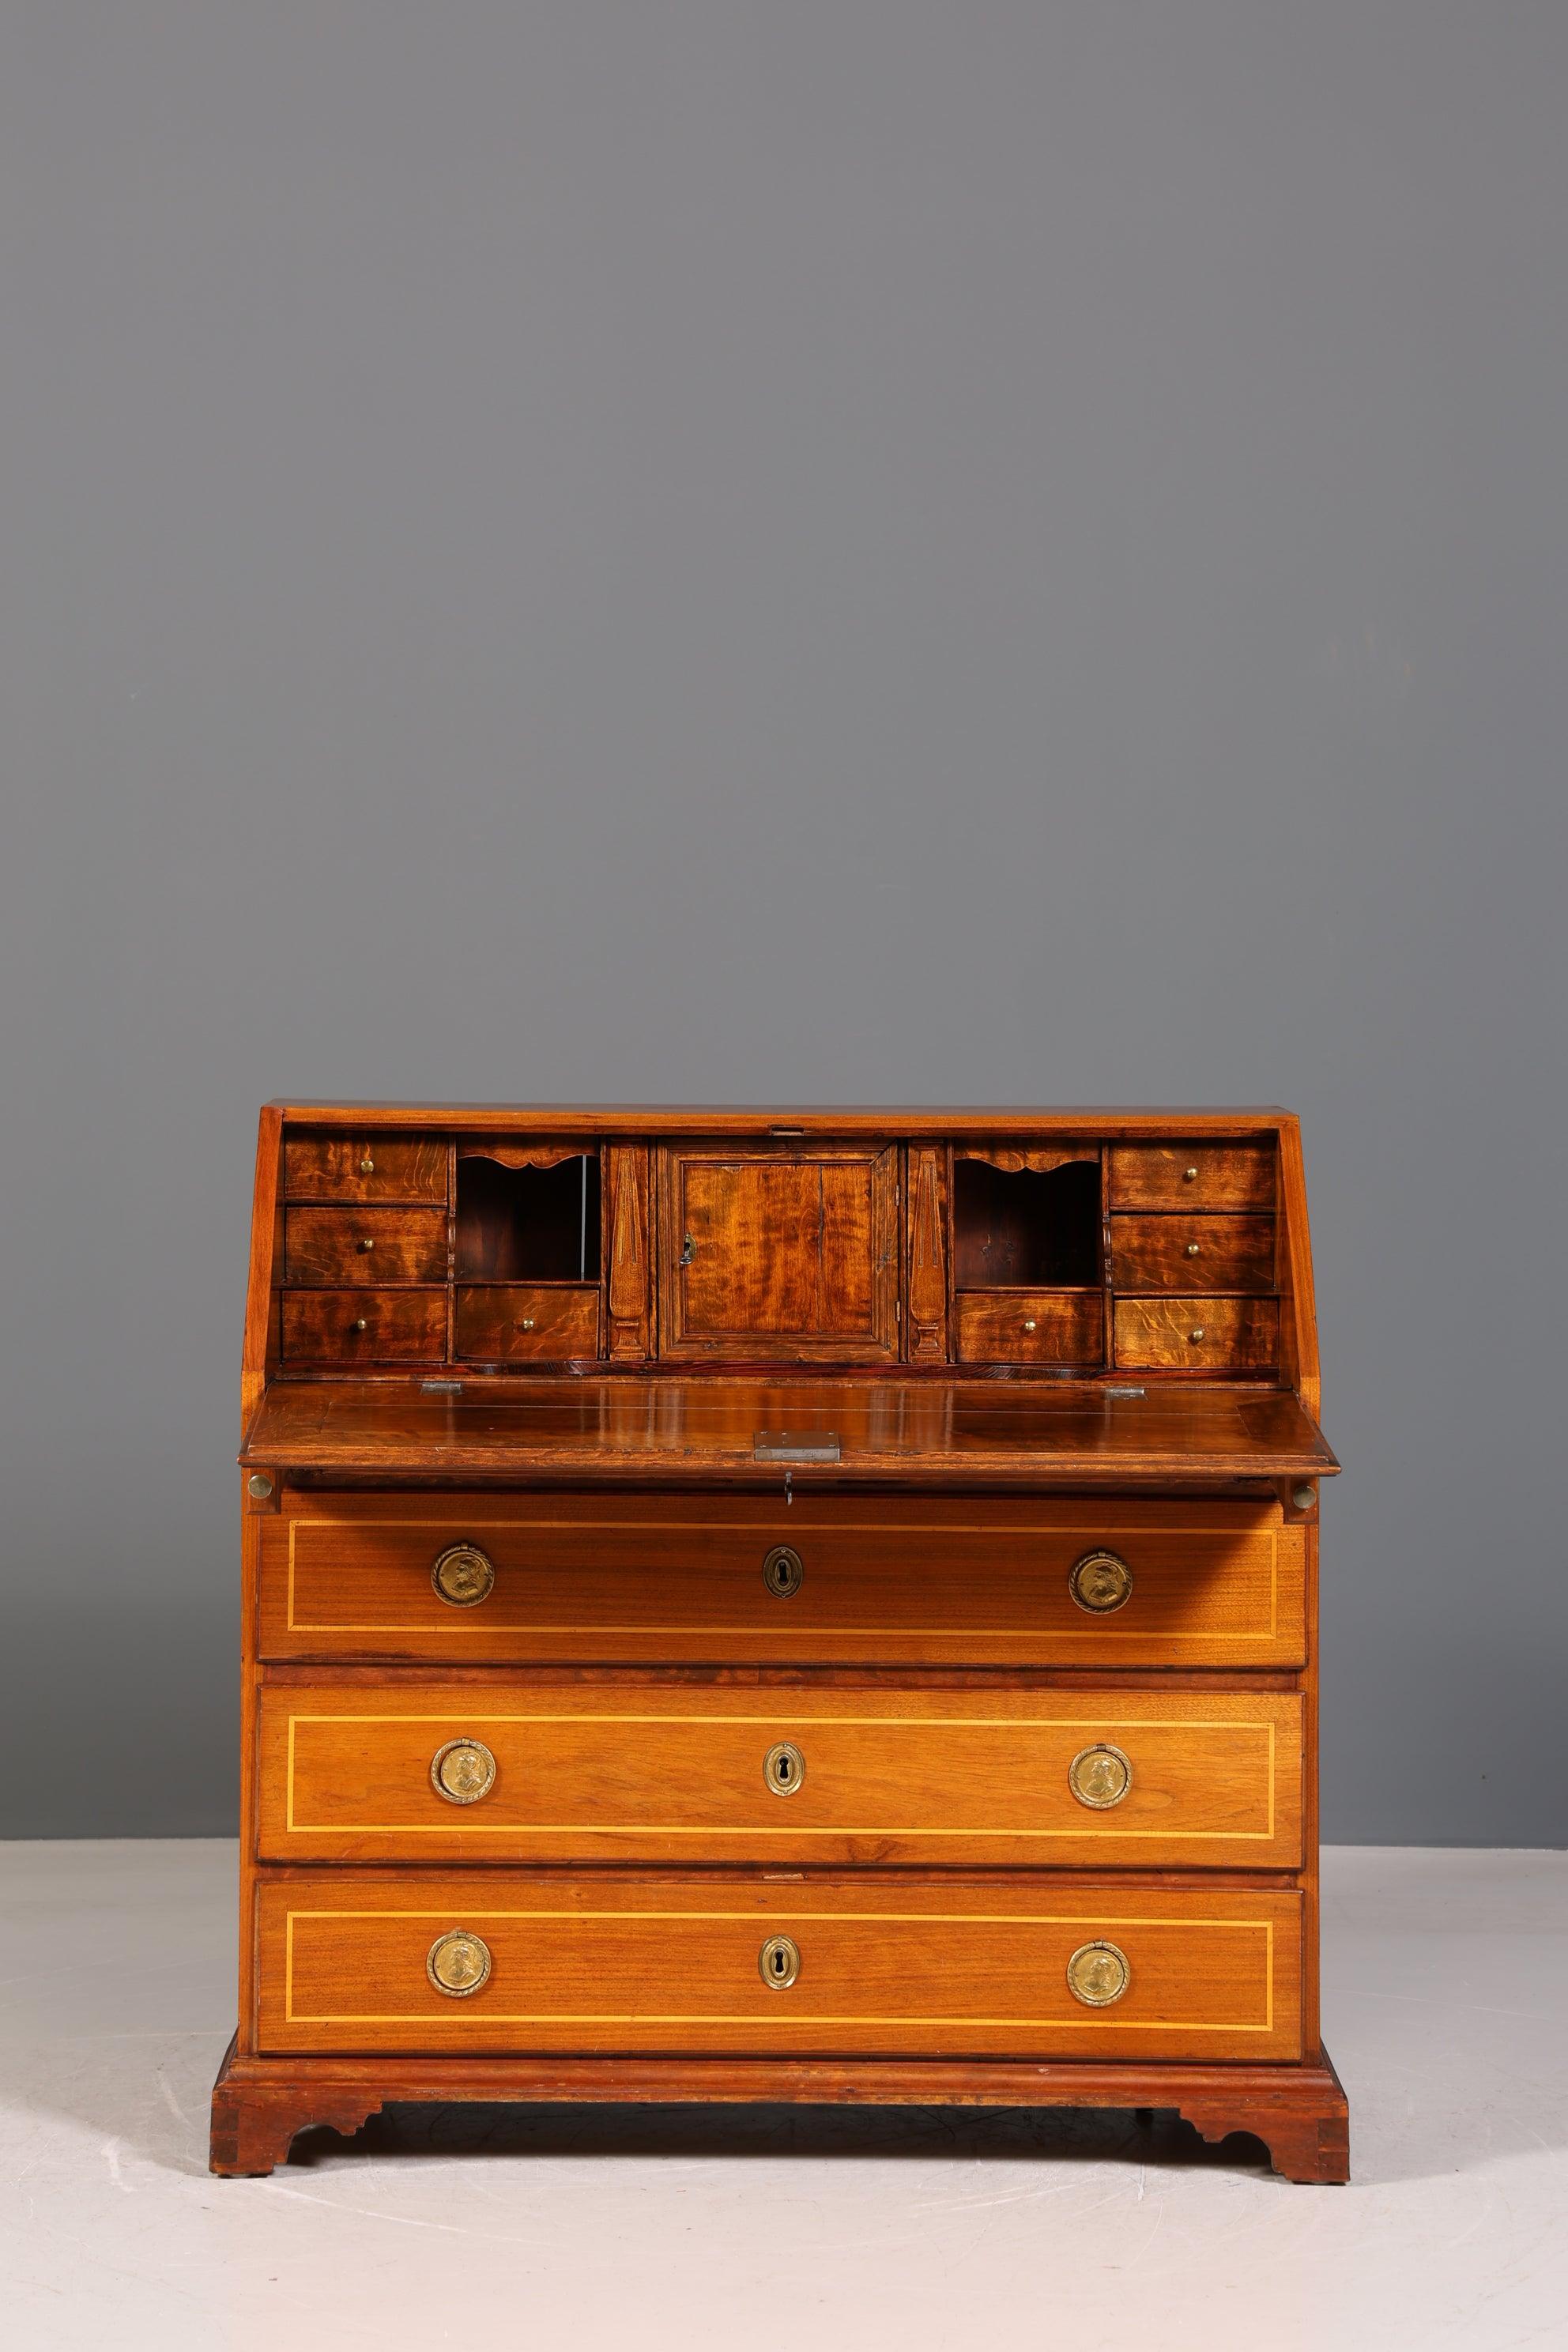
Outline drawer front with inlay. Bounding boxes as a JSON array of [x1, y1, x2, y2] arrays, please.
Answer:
[[284, 1135, 449, 1204], [1113, 1296, 1280, 1374], [1107, 1144, 1275, 1212], [257, 1683, 1302, 1867], [257, 1494, 1306, 1668], [285, 1207, 449, 1286], [1109, 1215, 1276, 1295], [255, 1871, 1303, 2060], [280, 1288, 447, 1365]]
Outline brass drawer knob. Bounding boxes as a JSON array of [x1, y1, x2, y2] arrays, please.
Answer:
[[352, 1317, 368, 1332], [520, 1317, 536, 1330], [430, 1736, 498, 1805], [426, 1928, 492, 1997], [763, 1741, 805, 1796], [360, 1155, 375, 1174], [1068, 1549, 1133, 1613], [1189, 1325, 1206, 1344], [1185, 1241, 1200, 1257], [1023, 1317, 1038, 1332], [759, 1933, 801, 1988], [432, 1542, 496, 1607], [1066, 1939, 1129, 2007], [1069, 1742, 1133, 1809], [762, 1544, 804, 1598], [356, 1236, 375, 1252], [1182, 1165, 1198, 1182]]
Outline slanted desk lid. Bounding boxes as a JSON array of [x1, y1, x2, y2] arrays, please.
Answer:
[[243, 1376, 1338, 1486]]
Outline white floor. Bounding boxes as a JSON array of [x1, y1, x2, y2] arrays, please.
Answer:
[[1, 1845, 1564, 2351]]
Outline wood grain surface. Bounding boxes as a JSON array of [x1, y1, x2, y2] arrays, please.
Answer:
[[255, 1870, 1303, 2061], [258, 1491, 1306, 1668]]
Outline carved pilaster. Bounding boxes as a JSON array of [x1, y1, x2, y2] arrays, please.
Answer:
[[605, 1144, 652, 1359], [906, 1146, 949, 1359]]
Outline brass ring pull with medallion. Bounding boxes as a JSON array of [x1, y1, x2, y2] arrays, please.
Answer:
[[430, 1736, 498, 1804], [426, 1928, 492, 1997], [1068, 1742, 1133, 1809], [1066, 1939, 1130, 2006], [431, 1543, 496, 1607], [1068, 1549, 1133, 1614]]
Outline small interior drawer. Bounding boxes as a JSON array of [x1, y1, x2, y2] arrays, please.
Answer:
[[284, 1135, 448, 1204], [1113, 1295, 1279, 1373], [454, 1283, 600, 1361], [956, 1290, 1104, 1365], [1110, 1215, 1275, 1294], [281, 1287, 447, 1364], [1107, 1143, 1275, 1212], [285, 1207, 448, 1286]]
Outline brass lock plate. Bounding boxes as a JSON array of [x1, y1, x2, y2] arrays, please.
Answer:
[[759, 1933, 801, 1988], [762, 1544, 804, 1598], [754, 1429, 841, 1462], [763, 1741, 805, 1796]]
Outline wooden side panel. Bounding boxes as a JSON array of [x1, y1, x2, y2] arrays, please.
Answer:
[[257, 1491, 1306, 1668], [242, 1106, 285, 1438], [258, 1683, 1302, 1868], [604, 1145, 653, 1361], [658, 1147, 899, 1360], [255, 1872, 1303, 2061], [905, 1146, 949, 1361]]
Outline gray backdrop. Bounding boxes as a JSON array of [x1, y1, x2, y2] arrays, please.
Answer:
[[2, 2, 1562, 1845]]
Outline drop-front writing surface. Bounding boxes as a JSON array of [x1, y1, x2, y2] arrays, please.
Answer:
[[214, 1106, 1348, 2185]]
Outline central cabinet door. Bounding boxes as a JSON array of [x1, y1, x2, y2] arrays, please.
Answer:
[[658, 1144, 899, 1359]]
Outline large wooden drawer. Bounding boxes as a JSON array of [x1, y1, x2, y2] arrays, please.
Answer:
[[257, 1493, 1306, 1668], [256, 1682, 1302, 1868], [254, 1871, 1303, 2060]]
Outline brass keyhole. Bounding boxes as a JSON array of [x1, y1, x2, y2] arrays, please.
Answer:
[[763, 1741, 805, 1796], [762, 1544, 803, 1598], [759, 1934, 801, 1988]]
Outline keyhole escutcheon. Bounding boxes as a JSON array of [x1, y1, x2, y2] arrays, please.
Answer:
[[759, 1934, 801, 1988], [763, 1740, 805, 1796]]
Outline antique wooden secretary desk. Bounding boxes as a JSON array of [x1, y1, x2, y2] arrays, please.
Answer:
[[211, 1103, 1348, 2182]]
